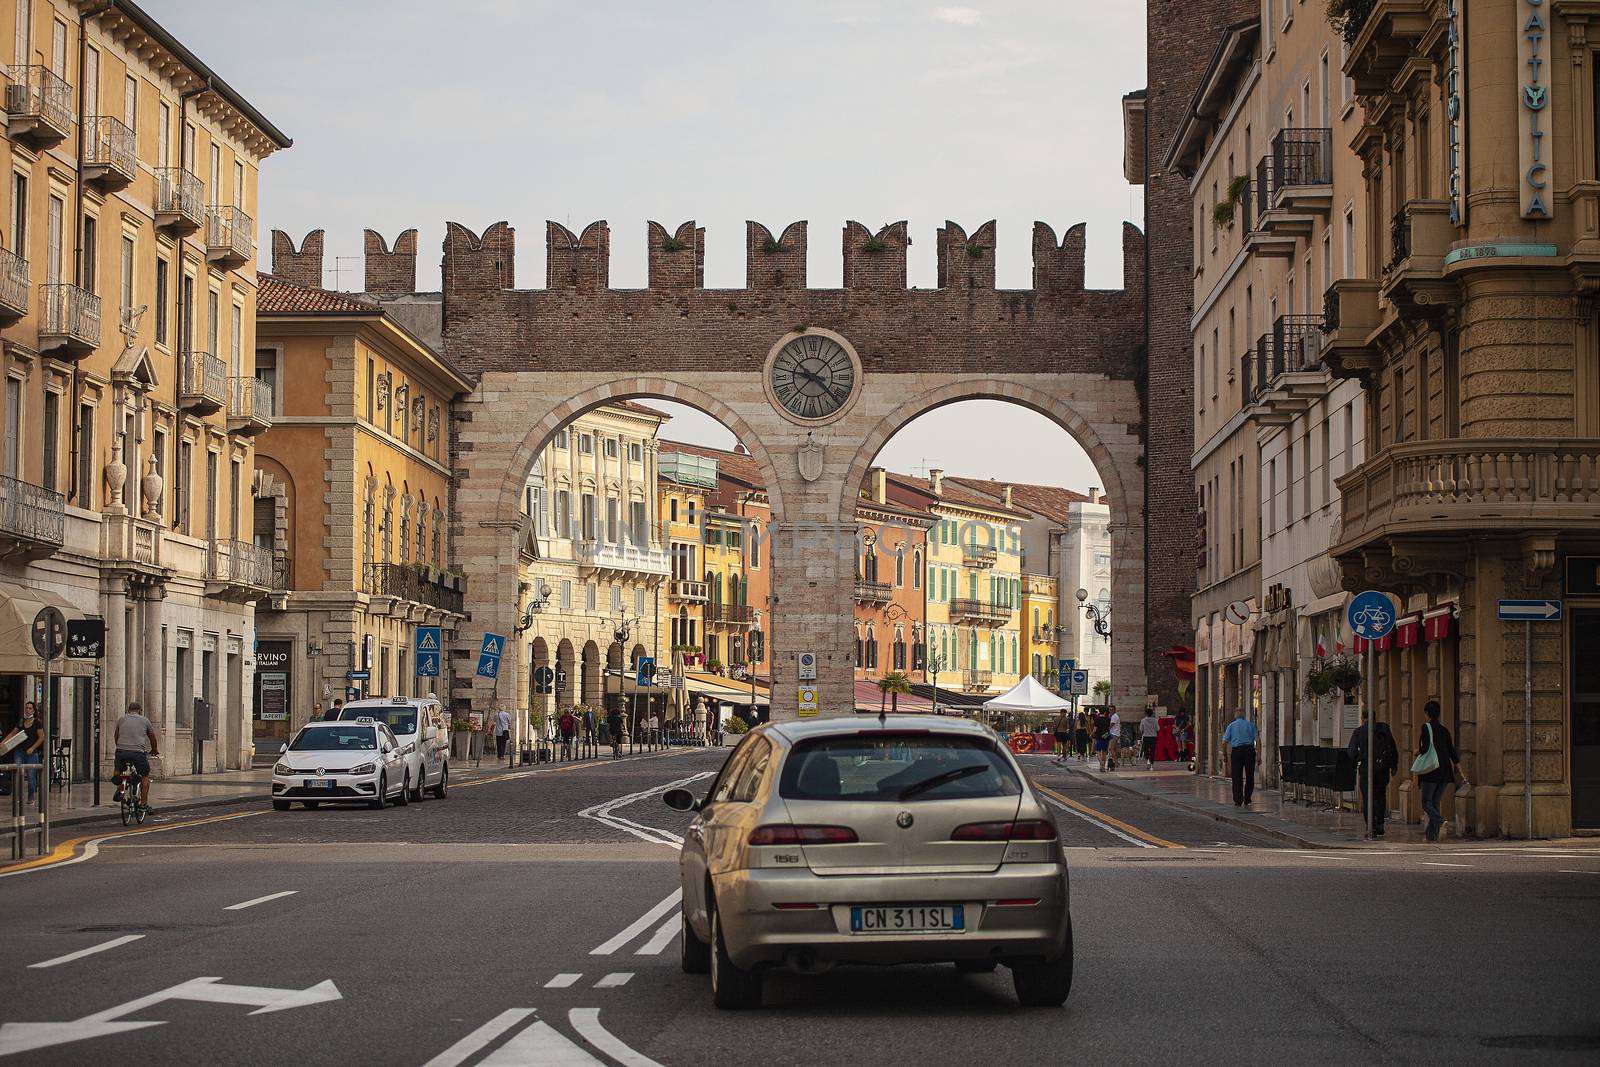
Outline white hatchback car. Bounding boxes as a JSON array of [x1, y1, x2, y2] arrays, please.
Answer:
[[271, 719, 410, 810], [335, 695, 450, 801]]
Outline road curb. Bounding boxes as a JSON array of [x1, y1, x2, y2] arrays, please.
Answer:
[[1057, 765, 1339, 849]]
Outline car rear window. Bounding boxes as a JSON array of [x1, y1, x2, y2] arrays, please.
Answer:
[[778, 734, 1021, 802]]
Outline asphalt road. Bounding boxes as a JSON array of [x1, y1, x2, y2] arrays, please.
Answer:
[[2, 745, 1597, 1065]]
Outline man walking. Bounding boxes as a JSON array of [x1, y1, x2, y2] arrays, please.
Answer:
[[113, 701, 161, 813], [1139, 707, 1160, 769], [1106, 706, 1122, 770], [1347, 709, 1398, 839], [1222, 708, 1260, 807], [326, 698, 344, 721], [493, 707, 513, 760]]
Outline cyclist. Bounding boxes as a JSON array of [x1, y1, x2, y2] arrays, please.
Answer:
[[605, 706, 624, 758], [113, 701, 161, 813]]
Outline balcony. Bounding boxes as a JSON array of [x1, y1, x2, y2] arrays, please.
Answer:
[[948, 598, 1011, 626], [206, 539, 275, 599], [853, 579, 892, 604], [227, 376, 273, 435], [1341, 2, 1433, 95], [362, 562, 465, 615], [1382, 199, 1456, 310], [38, 284, 101, 355], [179, 350, 227, 415], [155, 168, 205, 234], [1335, 441, 1600, 557], [1247, 315, 1327, 424], [1032, 628, 1063, 645], [206, 206, 254, 269], [577, 538, 669, 578], [961, 543, 997, 568], [0, 248, 28, 322], [4, 65, 71, 149], [962, 669, 994, 692], [669, 579, 709, 602], [83, 116, 136, 191], [0, 474, 65, 559], [1249, 130, 1332, 241], [710, 602, 754, 626]]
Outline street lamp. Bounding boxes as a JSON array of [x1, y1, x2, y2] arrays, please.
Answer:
[[747, 610, 762, 723], [514, 582, 554, 633], [1077, 586, 1110, 642]]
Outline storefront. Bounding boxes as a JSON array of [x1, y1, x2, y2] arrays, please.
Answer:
[[252, 640, 294, 755]]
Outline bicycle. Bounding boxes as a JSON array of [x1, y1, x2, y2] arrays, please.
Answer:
[[114, 757, 153, 827]]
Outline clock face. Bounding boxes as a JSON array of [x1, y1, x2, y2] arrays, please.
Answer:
[[770, 335, 857, 422]]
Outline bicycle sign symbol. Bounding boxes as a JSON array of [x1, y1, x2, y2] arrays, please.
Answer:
[[1347, 590, 1397, 640]]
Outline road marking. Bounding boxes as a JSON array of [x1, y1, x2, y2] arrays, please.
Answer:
[[570, 1008, 665, 1067], [1421, 862, 1473, 868], [452, 749, 698, 791], [223, 890, 298, 911], [577, 771, 713, 846], [545, 974, 581, 988], [27, 935, 145, 970], [1560, 869, 1600, 875], [0, 810, 265, 880], [635, 914, 679, 956], [1034, 784, 1182, 849], [595, 973, 633, 988], [482, 1019, 602, 1065], [591, 890, 682, 956], [421, 1008, 537, 1067]]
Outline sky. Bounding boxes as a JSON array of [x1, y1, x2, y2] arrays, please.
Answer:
[[161, 0, 1144, 491]]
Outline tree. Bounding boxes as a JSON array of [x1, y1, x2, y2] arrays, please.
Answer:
[[877, 672, 913, 715], [1093, 679, 1112, 700]]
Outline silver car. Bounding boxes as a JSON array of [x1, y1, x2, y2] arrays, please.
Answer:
[[664, 715, 1072, 1009]]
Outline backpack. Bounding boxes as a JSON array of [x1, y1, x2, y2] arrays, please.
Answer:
[[1377, 728, 1399, 772]]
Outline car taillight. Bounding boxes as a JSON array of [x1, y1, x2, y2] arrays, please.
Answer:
[[951, 819, 1058, 842], [748, 824, 859, 846]]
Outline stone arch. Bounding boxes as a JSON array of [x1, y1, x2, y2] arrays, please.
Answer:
[[605, 641, 624, 711], [491, 377, 788, 528], [556, 638, 576, 709], [530, 636, 550, 718]]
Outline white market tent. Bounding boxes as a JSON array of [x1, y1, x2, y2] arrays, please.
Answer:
[[982, 675, 1074, 718]]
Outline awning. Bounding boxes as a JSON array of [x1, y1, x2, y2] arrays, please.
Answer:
[[853, 679, 937, 713], [682, 671, 770, 708], [0, 581, 94, 678]]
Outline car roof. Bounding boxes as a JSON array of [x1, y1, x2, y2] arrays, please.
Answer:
[[302, 719, 387, 731], [760, 714, 994, 746], [341, 697, 435, 709]]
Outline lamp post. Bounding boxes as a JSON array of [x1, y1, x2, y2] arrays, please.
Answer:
[[747, 610, 762, 724], [512, 582, 553, 765], [607, 606, 644, 749], [1077, 587, 1111, 641]]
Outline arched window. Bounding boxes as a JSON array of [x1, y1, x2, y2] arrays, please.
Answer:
[[431, 502, 443, 568], [854, 625, 863, 668], [865, 623, 878, 670], [893, 625, 906, 670], [416, 501, 428, 564], [1032, 653, 1041, 678], [894, 548, 904, 587], [362, 475, 376, 571], [913, 549, 922, 588], [863, 544, 877, 583], [380, 482, 395, 564], [399, 495, 412, 562]]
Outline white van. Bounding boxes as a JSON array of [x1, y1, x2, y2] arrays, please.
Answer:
[[335, 695, 450, 800]]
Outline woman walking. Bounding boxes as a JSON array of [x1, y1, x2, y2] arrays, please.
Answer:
[[1413, 700, 1465, 842], [1051, 709, 1072, 765]]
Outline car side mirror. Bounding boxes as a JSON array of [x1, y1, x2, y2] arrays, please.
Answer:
[[279, 744, 288, 754], [662, 788, 701, 812]]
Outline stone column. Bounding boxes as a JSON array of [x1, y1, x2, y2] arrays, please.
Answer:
[[768, 520, 855, 721], [102, 578, 128, 772], [141, 591, 164, 739]]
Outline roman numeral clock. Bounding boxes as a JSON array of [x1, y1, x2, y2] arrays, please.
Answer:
[[763, 329, 863, 426]]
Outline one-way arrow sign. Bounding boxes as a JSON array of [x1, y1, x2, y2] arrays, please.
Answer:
[[1497, 599, 1562, 622], [0, 977, 342, 1057]]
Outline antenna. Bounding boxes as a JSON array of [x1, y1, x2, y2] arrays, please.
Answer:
[[327, 256, 361, 292]]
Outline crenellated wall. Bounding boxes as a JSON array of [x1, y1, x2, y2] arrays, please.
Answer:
[[363, 228, 418, 298], [271, 229, 325, 288]]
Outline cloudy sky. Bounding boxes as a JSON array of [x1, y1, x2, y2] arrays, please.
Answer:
[[165, 0, 1145, 488]]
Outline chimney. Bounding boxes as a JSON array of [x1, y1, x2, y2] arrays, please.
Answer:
[[1003, 484, 1014, 508], [871, 467, 887, 504], [929, 468, 944, 496], [1089, 486, 1101, 504]]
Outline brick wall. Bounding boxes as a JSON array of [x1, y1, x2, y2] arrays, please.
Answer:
[[271, 229, 324, 287], [1141, 0, 1256, 707], [363, 228, 417, 298]]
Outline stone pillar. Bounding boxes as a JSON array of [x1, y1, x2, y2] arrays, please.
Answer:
[[103, 579, 128, 772], [768, 520, 855, 721], [141, 591, 164, 736]]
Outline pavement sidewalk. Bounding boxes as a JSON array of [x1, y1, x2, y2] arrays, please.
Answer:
[[1052, 757, 1433, 848]]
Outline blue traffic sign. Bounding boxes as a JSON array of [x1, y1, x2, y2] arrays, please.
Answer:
[[480, 632, 506, 658], [636, 657, 656, 687], [475, 653, 501, 679], [1070, 670, 1089, 696], [1057, 662, 1071, 691], [416, 627, 442, 677], [346, 669, 370, 681], [1347, 590, 1396, 640], [1498, 599, 1562, 622]]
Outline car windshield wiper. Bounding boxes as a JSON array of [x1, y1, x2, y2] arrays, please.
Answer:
[[897, 764, 988, 800]]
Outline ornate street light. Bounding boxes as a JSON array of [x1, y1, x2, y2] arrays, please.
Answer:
[[1077, 586, 1111, 643], [514, 582, 554, 633]]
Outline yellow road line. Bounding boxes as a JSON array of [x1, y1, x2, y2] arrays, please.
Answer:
[[0, 809, 265, 878], [1034, 783, 1184, 849]]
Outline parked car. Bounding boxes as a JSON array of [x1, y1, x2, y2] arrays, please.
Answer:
[[664, 714, 1072, 1009], [272, 719, 410, 810], [334, 694, 450, 800]]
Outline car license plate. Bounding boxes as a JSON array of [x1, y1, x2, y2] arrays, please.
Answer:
[[310, 779, 333, 789], [850, 905, 964, 933]]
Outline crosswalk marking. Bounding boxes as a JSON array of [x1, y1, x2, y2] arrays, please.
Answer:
[[596, 973, 633, 988], [545, 974, 581, 988]]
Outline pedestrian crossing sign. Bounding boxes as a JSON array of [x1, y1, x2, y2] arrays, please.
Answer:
[[416, 627, 442, 677], [480, 633, 505, 658]]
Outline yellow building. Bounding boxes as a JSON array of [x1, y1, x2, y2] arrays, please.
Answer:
[[0, 0, 289, 775], [252, 272, 471, 751], [1022, 572, 1061, 691], [658, 449, 713, 674]]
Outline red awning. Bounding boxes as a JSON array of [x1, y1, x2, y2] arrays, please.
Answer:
[[1394, 616, 1421, 648], [1424, 609, 1454, 642]]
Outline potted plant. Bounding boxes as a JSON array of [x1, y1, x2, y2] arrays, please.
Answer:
[[451, 718, 475, 760], [723, 715, 749, 739]]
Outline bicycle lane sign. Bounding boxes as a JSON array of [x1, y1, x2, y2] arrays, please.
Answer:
[[1347, 590, 1397, 641]]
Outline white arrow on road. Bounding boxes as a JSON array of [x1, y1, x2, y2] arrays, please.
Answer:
[[0, 977, 342, 1057]]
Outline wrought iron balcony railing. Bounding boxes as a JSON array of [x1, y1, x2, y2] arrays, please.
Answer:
[[206, 206, 254, 266], [207, 539, 276, 593], [38, 283, 101, 354], [1249, 316, 1324, 404], [0, 473, 65, 553], [962, 669, 994, 690], [83, 115, 136, 189], [0, 247, 28, 320], [179, 350, 227, 414], [710, 602, 754, 625], [852, 579, 892, 604], [362, 562, 465, 614], [4, 65, 72, 146], [155, 167, 205, 232], [948, 598, 1011, 625], [227, 376, 272, 435]]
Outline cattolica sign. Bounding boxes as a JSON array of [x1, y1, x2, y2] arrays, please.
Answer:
[[1517, 0, 1552, 219]]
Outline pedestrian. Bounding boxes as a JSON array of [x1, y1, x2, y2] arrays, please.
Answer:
[[1222, 708, 1260, 807], [558, 709, 577, 758], [1412, 699, 1464, 843], [1174, 710, 1191, 765], [1346, 708, 1399, 839], [327, 698, 344, 721], [1075, 709, 1091, 762], [493, 707, 512, 760], [311, 701, 323, 723], [705, 701, 720, 746], [1139, 707, 1160, 769], [606, 706, 624, 758], [112, 701, 161, 813], [647, 708, 660, 747], [1093, 708, 1111, 771], [1107, 706, 1122, 770], [1, 701, 45, 803], [1051, 709, 1072, 765]]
